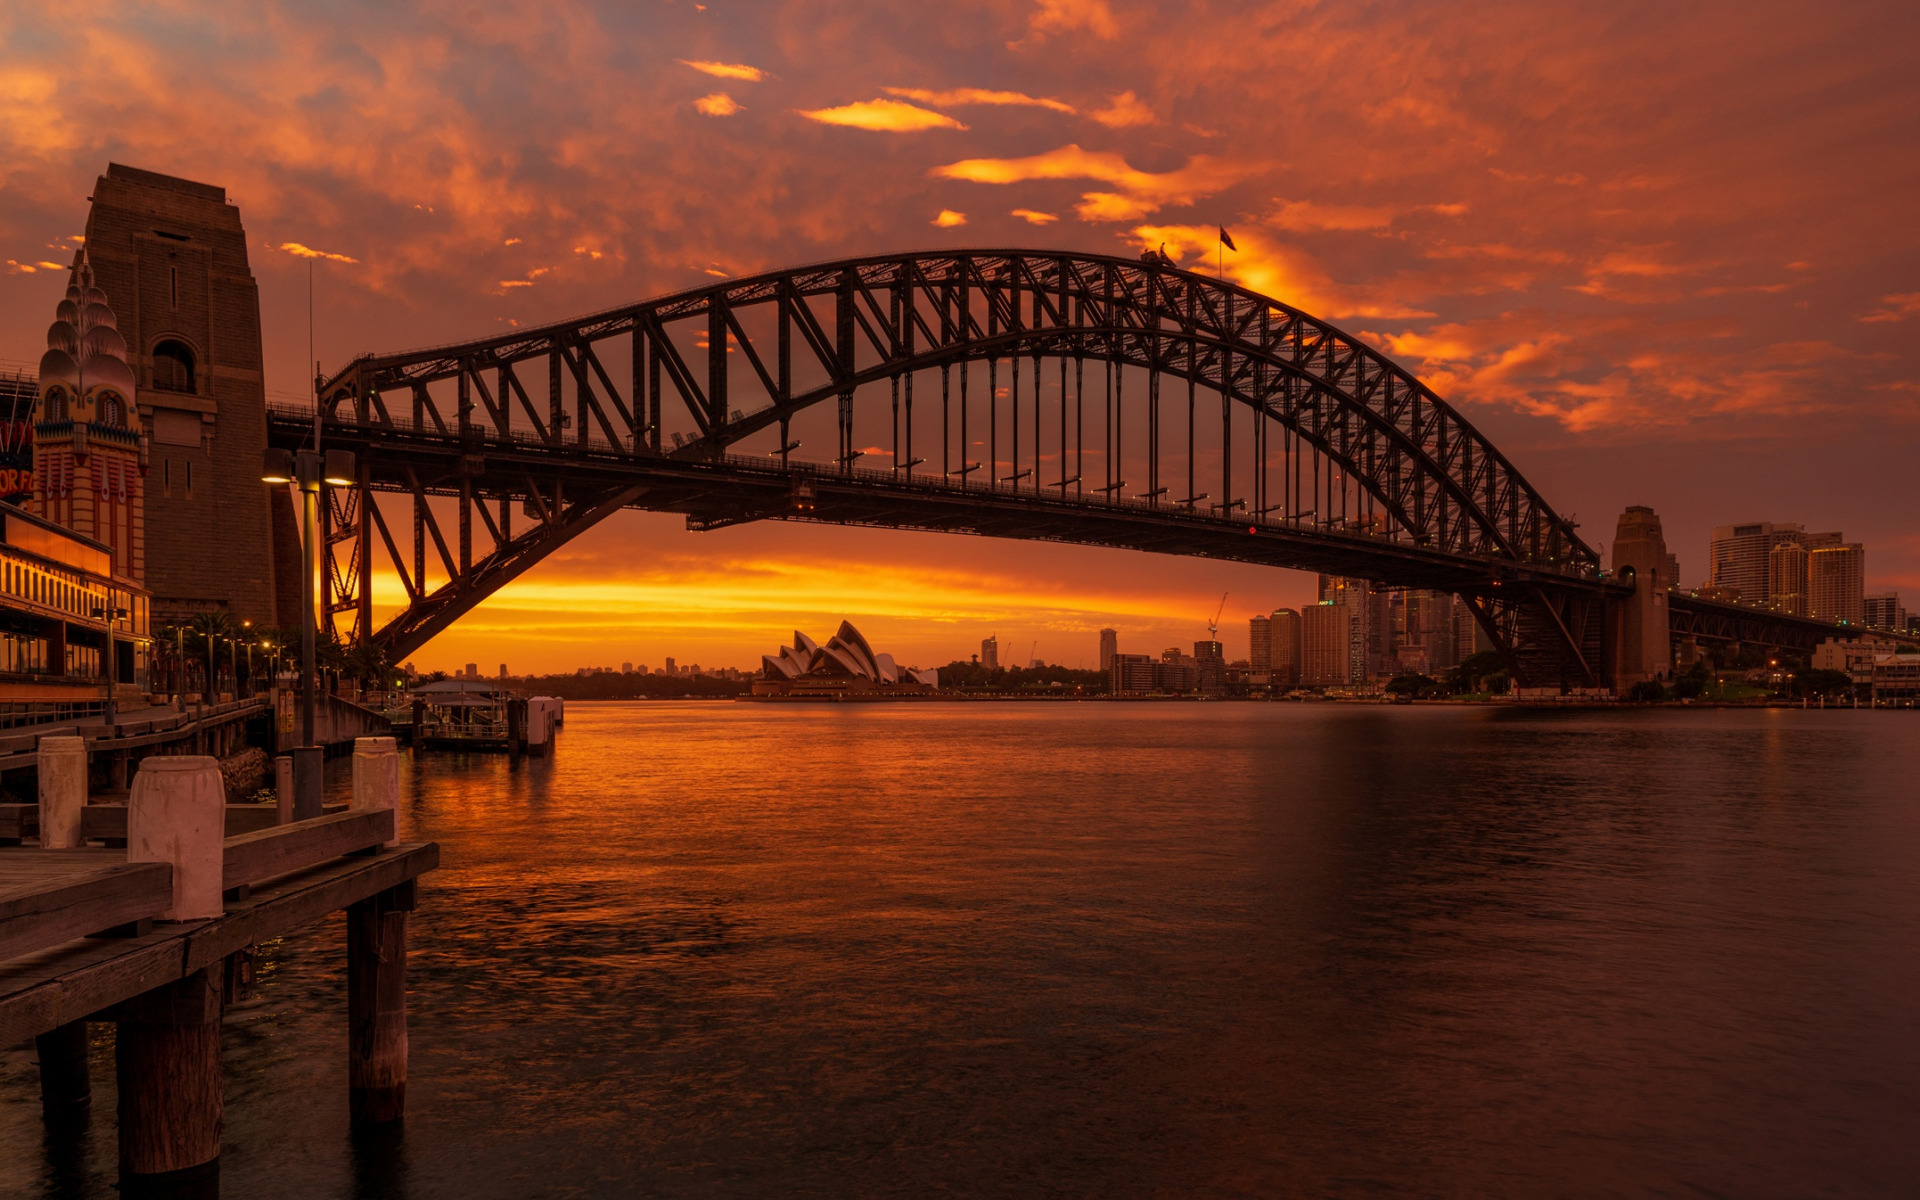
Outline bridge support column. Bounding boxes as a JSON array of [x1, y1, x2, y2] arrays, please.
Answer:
[[348, 881, 413, 1124], [1608, 506, 1674, 689]]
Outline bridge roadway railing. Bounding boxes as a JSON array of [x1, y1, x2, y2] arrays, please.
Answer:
[[269, 403, 1608, 591]]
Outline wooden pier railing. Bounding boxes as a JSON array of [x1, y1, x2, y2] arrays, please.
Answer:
[[0, 735, 438, 1191]]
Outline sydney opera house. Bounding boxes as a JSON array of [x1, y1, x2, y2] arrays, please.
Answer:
[[754, 621, 938, 697]]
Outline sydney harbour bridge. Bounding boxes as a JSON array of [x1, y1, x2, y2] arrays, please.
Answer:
[[287, 250, 1839, 687]]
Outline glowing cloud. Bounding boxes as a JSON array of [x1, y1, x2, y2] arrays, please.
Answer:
[[680, 60, 765, 82], [1090, 90, 1153, 128], [799, 98, 966, 131], [1024, 0, 1118, 39], [933, 209, 967, 227], [934, 144, 1253, 222], [695, 92, 743, 117], [883, 86, 1074, 114], [1861, 293, 1920, 323], [1011, 208, 1058, 225], [1268, 199, 1395, 232], [1130, 224, 1429, 321], [277, 242, 359, 264]]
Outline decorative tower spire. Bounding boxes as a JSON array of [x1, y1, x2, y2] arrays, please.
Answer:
[[34, 247, 147, 583]]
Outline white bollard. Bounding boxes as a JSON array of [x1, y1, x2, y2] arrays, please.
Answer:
[[37, 735, 88, 850], [128, 756, 227, 921], [352, 736, 400, 846], [274, 754, 294, 825]]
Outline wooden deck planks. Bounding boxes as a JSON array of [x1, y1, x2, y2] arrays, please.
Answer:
[[0, 842, 437, 1047]]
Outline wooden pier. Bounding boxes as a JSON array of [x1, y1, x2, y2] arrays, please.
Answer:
[[0, 737, 436, 1193]]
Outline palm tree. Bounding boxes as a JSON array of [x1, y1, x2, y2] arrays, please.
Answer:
[[189, 610, 237, 699], [344, 639, 392, 695]]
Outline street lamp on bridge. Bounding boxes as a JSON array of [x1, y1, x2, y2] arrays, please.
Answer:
[[264, 445, 355, 818]]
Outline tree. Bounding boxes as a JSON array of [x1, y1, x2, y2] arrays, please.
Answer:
[[1789, 667, 1854, 698], [1626, 679, 1668, 703], [1671, 658, 1712, 700], [1385, 672, 1437, 697], [1445, 650, 1510, 695]]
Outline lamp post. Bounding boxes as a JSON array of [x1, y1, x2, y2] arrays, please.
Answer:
[[174, 624, 185, 712], [263, 445, 355, 818], [90, 593, 129, 728]]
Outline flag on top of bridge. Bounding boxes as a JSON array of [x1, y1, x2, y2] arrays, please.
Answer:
[[1218, 227, 1237, 252]]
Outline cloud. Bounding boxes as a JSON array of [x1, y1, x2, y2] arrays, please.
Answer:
[[680, 60, 765, 82], [1011, 208, 1058, 225], [694, 92, 742, 117], [1861, 292, 1920, 323], [1022, 0, 1118, 40], [799, 98, 967, 132], [933, 209, 967, 227], [934, 144, 1255, 222], [883, 86, 1074, 113], [1129, 224, 1429, 320], [1089, 90, 1153, 128], [34, 260, 64, 270], [1268, 199, 1396, 232], [277, 242, 359, 264]]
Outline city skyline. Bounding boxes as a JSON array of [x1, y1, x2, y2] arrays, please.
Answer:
[[2, 1, 1915, 674]]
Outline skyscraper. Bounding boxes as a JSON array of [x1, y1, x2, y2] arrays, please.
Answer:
[[1809, 544, 1865, 624], [1098, 628, 1118, 671], [1301, 602, 1354, 686], [1318, 575, 1376, 680], [1864, 593, 1906, 630], [980, 635, 999, 670], [1248, 615, 1271, 673], [1269, 608, 1302, 687], [1767, 540, 1809, 616], [1192, 639, 1225, 693]]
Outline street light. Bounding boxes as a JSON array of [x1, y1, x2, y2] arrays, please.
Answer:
[[264, 444, 355, 819], [90, 597, 130, 728]]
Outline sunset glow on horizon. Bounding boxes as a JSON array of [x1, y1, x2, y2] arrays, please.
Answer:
[[2, 0, 1915, 673]]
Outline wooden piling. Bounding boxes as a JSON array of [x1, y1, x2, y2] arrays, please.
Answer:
[[347, 880, 413, 1124], [35, 1018, 91, 1115], [114, 968, 223, 1185]]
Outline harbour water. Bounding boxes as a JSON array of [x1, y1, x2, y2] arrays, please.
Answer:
[[5, 701, 1918, 1197]]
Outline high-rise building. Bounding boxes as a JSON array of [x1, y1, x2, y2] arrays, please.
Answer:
[[1110, 652, 1156, 695], [1098, 628, 1117, 671], [1301, 601, 1354, 686], [1767, 540, 1809, 616], [498, 663, 508, 678], [1269, 608, 1302, 687], [80, 164, 290, 627], [980, 635, 999, 670], [1317, 575, 1376, 680], [464, 662, 478, 678], [1864, 593, 1906, 630], [1192, 639, 1225, 693], [1808, 544, 1865, 624], [1247, 616, 1271, 673], [1711, 522, 1794, 603], [665, 656, 676, 675]]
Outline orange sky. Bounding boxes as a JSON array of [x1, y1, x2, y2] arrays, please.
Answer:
[[2, 0, 1916, 672]]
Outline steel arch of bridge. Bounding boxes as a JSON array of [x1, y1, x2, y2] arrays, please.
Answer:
[[305, 250, 1611, 680]]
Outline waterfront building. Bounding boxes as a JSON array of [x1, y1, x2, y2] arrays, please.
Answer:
[[1098, 627, 1117, 672], [1711, 522, 1796, 604], [78, 164, 290, 627], [1813, 637, 1889, 685], [1109, 652, 1155, 695], [1864, 593, 1906, 631], [1808, 543, 1865, 625], [1269, 608, 1301, 687], [981, 635, 999, 670], [1872, 653, 1920, 705], [0, 503, 152, 721], [1155, 647, 1197, 694], [755, 621, 936, 696], [1248, 615, 1270, 674], [1301, 601, 1354, 687]]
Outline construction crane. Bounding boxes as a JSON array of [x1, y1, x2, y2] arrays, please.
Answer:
[[1207, 592, 1228, 639]]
